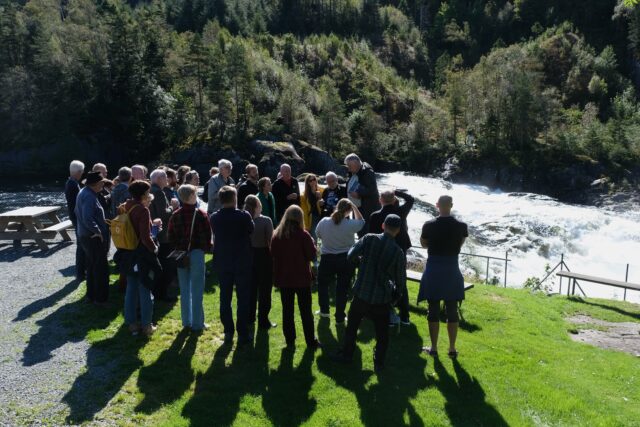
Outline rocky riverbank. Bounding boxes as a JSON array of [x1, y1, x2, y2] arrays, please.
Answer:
[[2, 137, 637, 209]]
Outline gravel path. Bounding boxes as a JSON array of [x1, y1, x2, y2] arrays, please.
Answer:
[[0, 235, 97, 425]]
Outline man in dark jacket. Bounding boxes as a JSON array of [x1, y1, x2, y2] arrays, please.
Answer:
[[345, 153, 380, 236], [333, 214, 406, 372], [65, 160, 86, 281], [210, 186, 255, 345], [320, 171, 347, 218], [272, 163, 300, 223], [149, 169, 179, 302], [236, 164, 259, 208], [369, 189, 415, 325], [75, 171, 110, 305]]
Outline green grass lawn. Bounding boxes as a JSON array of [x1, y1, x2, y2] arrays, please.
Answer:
[[31, 256, 640, 426]]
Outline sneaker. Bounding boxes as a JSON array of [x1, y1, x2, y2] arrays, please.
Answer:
[[400, 317, 411, 326], [315, 310, 330, 318], [191, 323, 210, 333]]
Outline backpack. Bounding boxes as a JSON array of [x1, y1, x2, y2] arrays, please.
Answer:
[[109, 204, 140, 250]]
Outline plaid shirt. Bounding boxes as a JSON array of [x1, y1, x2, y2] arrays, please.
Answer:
[[168, 204, 212, 252], [348, 233, 406, 304]]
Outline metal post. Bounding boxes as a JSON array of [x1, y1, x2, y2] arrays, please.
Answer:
[[504, 251, 508, 288], [559, 254, 564, 295], [486, 258, 490, 284], [624, 264, 629, 301]]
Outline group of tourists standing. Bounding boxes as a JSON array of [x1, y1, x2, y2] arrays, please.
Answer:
[[64, 153, 468, 370]]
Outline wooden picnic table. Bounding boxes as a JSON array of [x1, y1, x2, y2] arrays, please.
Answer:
[[0, 206, 73, 251]]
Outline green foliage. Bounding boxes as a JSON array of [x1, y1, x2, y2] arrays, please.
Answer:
[[0, 0, 639, 185]]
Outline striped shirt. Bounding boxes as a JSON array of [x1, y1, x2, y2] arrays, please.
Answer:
[[347, 233, 406, 304]]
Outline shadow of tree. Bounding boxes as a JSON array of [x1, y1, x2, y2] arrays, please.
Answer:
[[433, 358, 509, 426], [135, 329, 198, 414], [14, 278, 81, 322]]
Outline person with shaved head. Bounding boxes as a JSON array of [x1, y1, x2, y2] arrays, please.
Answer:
[[272, 163, 300, 224], [418, 195, 468, 359]]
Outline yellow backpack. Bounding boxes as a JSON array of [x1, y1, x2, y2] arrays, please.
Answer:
[[109, 204, 140, 250]]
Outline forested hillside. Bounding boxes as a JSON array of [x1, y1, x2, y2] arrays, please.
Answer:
[[1, 0, 640, 189]]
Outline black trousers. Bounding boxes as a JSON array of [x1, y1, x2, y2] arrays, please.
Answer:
[[394, 250, 410, 320], [154, 242, 176, 299], [279, 287, 315, 346], [79, 236, 109, 303], [249, 247, 273, 325], [318, 253, 354, 320], [72, 222, 86, 279], [75, 240, 86, 279], [343, 297, 390, 366]]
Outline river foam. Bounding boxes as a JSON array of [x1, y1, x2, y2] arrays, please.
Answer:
[[379, 172, 640, 303]]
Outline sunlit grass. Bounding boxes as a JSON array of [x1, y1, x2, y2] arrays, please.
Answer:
[[33, 255, 640, 426]]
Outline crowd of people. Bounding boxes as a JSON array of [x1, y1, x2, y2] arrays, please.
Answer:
[[64, 154, 468, 370]]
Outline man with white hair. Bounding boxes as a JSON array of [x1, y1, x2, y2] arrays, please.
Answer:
[[131, 164, 147, 181], [207, 159, 235, 214], [92, 163, 112, 219], [65, 160, 86, 281], [272, 163, 300, 223], [150, 168, 180, 302], [320, 171, 347, 218], [345, 153, 380, 236]]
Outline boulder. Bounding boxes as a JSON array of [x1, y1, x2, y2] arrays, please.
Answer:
[[290, 140, 347, 177], [248, 140, 305, 179]]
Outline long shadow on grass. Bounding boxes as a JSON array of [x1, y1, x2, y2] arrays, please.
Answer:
[[14, 278, 81, 322], [262, 347, 317, 426], [316, 316, 428, 426], [63, 326, 146, 423], [21, 282, 121, 366], [181, 329, 271, 426], [135, 329, 198, 414], [568, 296, 640, 321], [62, 300, 174, 423], [433, 358, 508, 426]]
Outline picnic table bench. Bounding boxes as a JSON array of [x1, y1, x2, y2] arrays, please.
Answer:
[[0, 206, 73, 251], [556, 270, 640, 300]]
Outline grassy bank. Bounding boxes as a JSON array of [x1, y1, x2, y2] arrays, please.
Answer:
[[21, 256, 640, 426]]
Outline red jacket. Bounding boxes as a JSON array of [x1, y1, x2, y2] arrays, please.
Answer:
[[123, 200, 157, 253], [271, 228, 316, 288]]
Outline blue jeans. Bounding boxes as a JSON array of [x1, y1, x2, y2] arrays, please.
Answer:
[[177, 249, 206, 329], [218, 264, 251, 341], [125, 273, 154, 327]]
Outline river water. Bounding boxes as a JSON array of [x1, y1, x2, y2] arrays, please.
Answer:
[[2, 173, 638, 303]]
